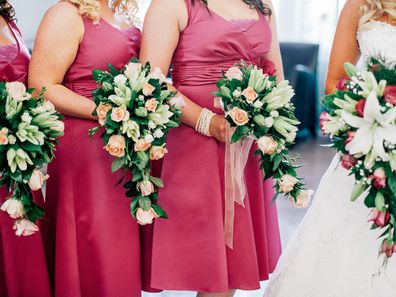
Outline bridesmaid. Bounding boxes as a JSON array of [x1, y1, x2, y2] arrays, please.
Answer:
[[0, 2, 51, 297], [29, 1, 143, 296], [140, 0, 282, 295]]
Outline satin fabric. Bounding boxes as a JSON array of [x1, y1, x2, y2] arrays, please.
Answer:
[[44, 18, 143, 297], [0, 20, 51, 297], [150, 1, 282, 292]]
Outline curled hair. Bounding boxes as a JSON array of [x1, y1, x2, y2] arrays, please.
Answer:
[[0, 0, 15, 22], [193, 0, 271, 17], [360, 0, 396, 25], [67, 0, 139, 24]]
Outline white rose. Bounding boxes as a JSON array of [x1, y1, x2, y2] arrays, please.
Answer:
[[257, 136, 278, 155], [232, 89, 242, 98], [264, 117, 274, 128], [153, 129, 164, 138], [278, 174, 298, 193], [124, 62, 142, 80], [270, 110, 279, 118], [139, 180, 155, 196], [148, 120, 157, 130], [1, 198, 24, 219], [253, 100, 264, 109], [7, 135, 16, 144], [6, 82, 29, 102], [136, 207, 159, 225], [144, 134, 154, 143], [28, 169, 49, 191], [168, 95, 186, 108], [114, 74, 128, 86], [42, 100, 55, 111], [21, 112, 32, 124], [147, 67, 166, 83], [13, 219, 39, 236], [292, 189, 314, 208]]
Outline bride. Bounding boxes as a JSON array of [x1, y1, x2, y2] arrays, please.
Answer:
[[264, 0, 396, 296]]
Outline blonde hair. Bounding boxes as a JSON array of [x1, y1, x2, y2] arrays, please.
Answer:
[[360, 0, 396, 25], [67, 0, 139, 24]]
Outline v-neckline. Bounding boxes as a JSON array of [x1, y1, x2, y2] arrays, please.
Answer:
[[206, 6, 261, 33], [100, 17, 134, 33]]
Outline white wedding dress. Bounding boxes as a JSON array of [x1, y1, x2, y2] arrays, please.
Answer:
[[264, 21, 396, 297]]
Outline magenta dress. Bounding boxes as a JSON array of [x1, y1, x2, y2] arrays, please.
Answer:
[[44, 18, 142, 297], [0, 20, 51, 297], [150, 1, 282, 292]]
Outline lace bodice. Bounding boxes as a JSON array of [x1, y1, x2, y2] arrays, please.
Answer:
[[358, 21, 396, 67]]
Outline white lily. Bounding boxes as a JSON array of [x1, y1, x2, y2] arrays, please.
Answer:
[[353, 71, 386, 98], [342, 91, 396, 161]]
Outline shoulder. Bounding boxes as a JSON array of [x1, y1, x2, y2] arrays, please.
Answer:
[[145, 0, 188, 29], [37, 1, 84, 41], [42, 1, 83, 28], [341, 0, 365, 17], [148, 0, 187, 17]]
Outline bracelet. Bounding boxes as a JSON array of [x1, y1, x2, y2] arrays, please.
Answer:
[[195, 108, 215, 137]]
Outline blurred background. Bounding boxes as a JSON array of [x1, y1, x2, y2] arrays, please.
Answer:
[[9, 0, 347, 296]]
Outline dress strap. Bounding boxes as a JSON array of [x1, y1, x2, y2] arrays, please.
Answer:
[[4, 19, 21, 54], [183, 0, 208, 27]]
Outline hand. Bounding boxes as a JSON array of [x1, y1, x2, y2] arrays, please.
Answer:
[[209, 115, 227, 143]]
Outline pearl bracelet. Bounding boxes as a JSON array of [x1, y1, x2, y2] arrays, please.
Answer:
[[195, 108, 216, 137]]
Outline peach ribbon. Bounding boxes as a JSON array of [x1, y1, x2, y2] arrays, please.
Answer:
[[224, 124, 254, 249]]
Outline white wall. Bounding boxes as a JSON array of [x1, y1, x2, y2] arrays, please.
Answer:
[[10, 0, 56, 46]]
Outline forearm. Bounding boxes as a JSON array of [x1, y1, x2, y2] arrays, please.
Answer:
[[167, 84, 204, 128], [43, 84, 97, 120]]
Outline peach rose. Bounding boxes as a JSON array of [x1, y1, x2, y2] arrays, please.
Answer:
[[13, 219, 39, 236], [111, 106, 130, 122], [242, 86, 258, 103], [1, 198, 24, 219], [136, 207, 159, 225], [96, 103, 112, 126], [134, 138, 151, 152], [139, 180, 155, 196], [145, 98, 158, 112], [150, 145, 168, 160], [292, 189, 313, 208], [28, 169, 49, 191], [6, 81, 28, 102], [105, 135, 126, 157], [225, 66, 243, 81], [142, 83, 155, 96], [257, 136, 278, 155], [278, 174, 298, 193], [0, 128, 9, 145], [228, 107, 249, 126]]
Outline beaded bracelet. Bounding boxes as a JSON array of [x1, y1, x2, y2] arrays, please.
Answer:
[[195, 108, 216, 137]]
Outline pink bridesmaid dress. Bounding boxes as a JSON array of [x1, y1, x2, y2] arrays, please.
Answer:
[[44, 18, 142, 297], [0, 20, 51, 297], [150, 0, 282, 292]]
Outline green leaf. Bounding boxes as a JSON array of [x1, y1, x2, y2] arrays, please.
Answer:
[[375, 191, 386, 211], [139, 196, 152, 210], [149, 176, 164, 188], [130, 198, 139, 218], [344, 62, 357, 78], [351, 183, 366, 201], [152, 204, 168, 219], [389, 174, 396, 195], [111, 157, 126, 173], [272, 155, 282, 171]]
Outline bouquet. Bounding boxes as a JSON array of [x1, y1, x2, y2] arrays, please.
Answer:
[[214, 60, 312, 207], [0, 81, 64, 235], [321, 59, 396, 259], [90, 58, 182, 225]]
